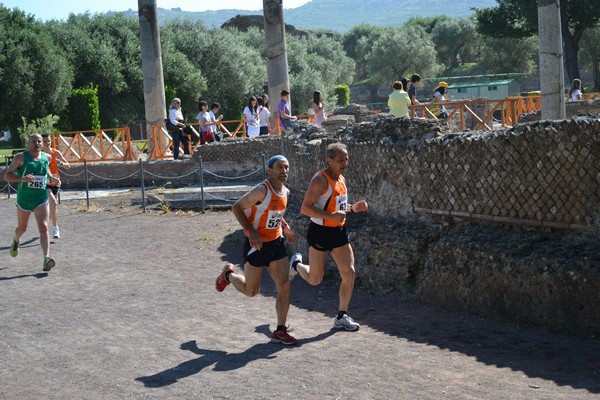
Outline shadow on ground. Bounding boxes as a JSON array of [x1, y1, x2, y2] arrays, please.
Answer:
[[136, 324, 336, 387], [215, 230, 600, 394]]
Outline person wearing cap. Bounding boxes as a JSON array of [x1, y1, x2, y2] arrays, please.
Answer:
[[289, 142, 368, 332], [431, 81, 449, 120], [168, 98, 199, 159], [215, 155, 298, 345]]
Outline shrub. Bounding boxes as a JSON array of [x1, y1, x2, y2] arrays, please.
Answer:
[[334, 84, 350, 106]]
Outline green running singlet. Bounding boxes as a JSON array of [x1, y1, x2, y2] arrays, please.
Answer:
[[16, 151, 49, 211]]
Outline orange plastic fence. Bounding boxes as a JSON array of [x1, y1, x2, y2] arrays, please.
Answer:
[[409, 96, 542, 131], [52, 127, 136, 163]]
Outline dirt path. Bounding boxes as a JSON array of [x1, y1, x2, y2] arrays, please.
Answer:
[[1, 193, 599, 399]]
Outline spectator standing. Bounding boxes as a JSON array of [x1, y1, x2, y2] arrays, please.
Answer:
[[407, 74, 421, 105], [431, 81, 449, 120], [278, 90, 297, 130], [41, 134, 70, 239], [568, 78, 583, 101], [168, 98, 198, 159], [243, 96, 260, 138], [387, 81, 411, 118], [312, 90, 331, 125], [257, 97, 272, 136], [197, 100, 216, 144], [208, 102, 227, 140]]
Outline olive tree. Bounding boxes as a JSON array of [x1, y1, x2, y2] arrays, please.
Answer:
[[366, 26, 441, 84], [0, 6, 72, 145]]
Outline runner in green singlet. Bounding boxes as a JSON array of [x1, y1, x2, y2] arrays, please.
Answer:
[[4, 134, 60, 271]]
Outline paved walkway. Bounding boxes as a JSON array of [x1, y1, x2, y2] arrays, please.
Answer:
[[0, 195, 598, 399]]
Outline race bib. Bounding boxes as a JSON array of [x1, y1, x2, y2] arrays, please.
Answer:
[[27, 175, 46, 189], [335, 194, 348, 212], [266, 210, 285, 229]]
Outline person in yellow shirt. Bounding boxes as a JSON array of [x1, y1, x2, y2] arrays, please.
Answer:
[[387, 81, 411, 118]]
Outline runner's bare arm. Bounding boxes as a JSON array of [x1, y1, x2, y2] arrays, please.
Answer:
[[3, 153, 28, 182], [348, 200, 368, 213], [281, 219, 295, 244], [56, 150, 70, 169], [232, 184, 268, 249], [300, 173, 346, 223]]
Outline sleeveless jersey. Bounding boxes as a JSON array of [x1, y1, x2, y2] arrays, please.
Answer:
[[16, 151, 49, 208], [48, 148, 59, 187], [310, 170, 348, 228], [244, 179, 287, 242]]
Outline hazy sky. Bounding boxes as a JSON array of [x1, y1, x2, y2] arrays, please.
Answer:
[[1, 0, 311, 21]]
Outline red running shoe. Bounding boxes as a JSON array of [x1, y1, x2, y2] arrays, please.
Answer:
[[215, 263, 235, 292], [270, 326, 298, 345]]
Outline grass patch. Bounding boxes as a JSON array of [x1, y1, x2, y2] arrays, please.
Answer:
[[71, 202, 104, 213]]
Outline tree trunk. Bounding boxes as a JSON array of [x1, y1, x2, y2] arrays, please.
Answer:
[[263, 0, 290, 117], [138, 0, 167, 158], [593, 59, 600, 91], [560, 4, 581, 83]]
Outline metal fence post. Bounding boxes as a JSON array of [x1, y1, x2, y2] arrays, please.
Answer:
[[84, 159, 90, 210], [140, 158, 146, 213], [5, 158, 10, 199], [199, 156, 205, 213]]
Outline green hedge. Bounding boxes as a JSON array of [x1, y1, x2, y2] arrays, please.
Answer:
[[334, 84, 350, 106], [63, 84, 101, 131]]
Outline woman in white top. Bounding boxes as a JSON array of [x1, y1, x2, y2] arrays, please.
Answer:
[[197, 100, 216, 144], [257, 96, 272, 135], [168, 98, 199, 159], [568, 78, 583, 102], [243, 96, 260, 138]]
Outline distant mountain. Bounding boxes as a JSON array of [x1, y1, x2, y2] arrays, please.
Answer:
[[119, 0, 497, 32]]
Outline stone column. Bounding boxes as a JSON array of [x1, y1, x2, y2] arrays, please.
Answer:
[[138, 0, 167, 157], [263, 0, 290, 117], [538, 0, 566, 120]]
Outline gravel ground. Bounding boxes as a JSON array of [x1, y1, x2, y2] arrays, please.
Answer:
[[1, 192, 599, 400]]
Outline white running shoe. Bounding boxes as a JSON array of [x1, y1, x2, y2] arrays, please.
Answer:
[[53, 226, 60, 239], [289, 253, 302, 281], [334, 314, 360, 331]]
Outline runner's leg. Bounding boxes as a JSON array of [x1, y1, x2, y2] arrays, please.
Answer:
[[229, 262, 262, 297], [267, 257, 291, 327], [33, 202, 50, 257], [331, 243, 355, 312], [15, 207, 32, 241], [295, 247, 328, 285]]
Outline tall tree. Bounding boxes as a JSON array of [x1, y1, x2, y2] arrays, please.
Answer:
[[47, 13, 146, 129], [366, 26, 440, 84], [580, 26, 600, 90], [0, 6, 72, 143], [430, 18, 480, 67], [475, 0, 600, 82]]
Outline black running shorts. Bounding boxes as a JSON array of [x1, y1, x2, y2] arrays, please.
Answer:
[[307, 222, 349, 252], [47, 185, 59, 196], [243, 236, 287, 267]]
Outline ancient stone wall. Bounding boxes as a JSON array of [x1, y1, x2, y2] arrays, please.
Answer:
[[283, 117, 600, 230]]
